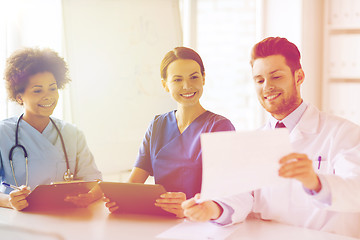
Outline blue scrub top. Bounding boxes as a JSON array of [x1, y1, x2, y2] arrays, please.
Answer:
[[135, 111, 235, 198], [0, 116, 102, 194]]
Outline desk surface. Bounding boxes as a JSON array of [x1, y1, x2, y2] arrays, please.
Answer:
[[0, 201, 357, 240]]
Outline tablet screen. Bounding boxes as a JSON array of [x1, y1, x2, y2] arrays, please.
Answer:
[[24, 181, 98, 211], [99, 182, 173, 216]]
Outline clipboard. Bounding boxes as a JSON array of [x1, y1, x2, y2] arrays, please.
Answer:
[[24, 181, 98, 211], [99, 182, 173, 216]]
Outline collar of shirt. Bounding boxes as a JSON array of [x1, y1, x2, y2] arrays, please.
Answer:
[[269, 101, 308, 132]]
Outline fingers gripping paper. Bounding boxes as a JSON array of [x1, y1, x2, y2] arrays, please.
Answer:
[[200, 129, 293, 200]]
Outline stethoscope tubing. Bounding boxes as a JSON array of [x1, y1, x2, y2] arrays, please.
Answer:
[[8, 114, 29, 187], [50, 118, 70, 171], [8, 114, 73, 187]]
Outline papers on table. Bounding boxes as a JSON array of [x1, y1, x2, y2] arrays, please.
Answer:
[[200, 129, 293, 200], [156, 219, 239, 240]]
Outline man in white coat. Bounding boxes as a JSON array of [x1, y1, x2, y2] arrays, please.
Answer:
[[181, 37, 360, 238]]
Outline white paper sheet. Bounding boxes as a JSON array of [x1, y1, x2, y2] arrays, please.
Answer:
[[200, 129, 293, 200], [156, 219, 239, 240]]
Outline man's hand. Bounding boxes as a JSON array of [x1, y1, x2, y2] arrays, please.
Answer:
[[182, 194, 223, 222], [279, 153, 321, 192]]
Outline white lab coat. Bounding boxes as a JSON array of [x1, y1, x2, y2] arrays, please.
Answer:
[[219, 104, 360, 238]]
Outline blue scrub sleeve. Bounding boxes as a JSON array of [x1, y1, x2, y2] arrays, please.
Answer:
[[0, 150, 3, 185], [211, 118, 235, 132], [0, 131, 5, 193], [134, 118, 155, 175]]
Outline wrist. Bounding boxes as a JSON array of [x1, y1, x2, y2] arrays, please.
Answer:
[[0, 193, 12, 209], [307, 175, 322, 193], [210, 201, 223, 220], [313, 176, 322, 193]]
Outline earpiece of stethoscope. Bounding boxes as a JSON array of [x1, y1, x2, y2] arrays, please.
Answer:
[[8, 114, 74, 187]]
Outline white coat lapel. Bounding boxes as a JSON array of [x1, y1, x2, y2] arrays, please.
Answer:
[[290, 104, 321, 143]]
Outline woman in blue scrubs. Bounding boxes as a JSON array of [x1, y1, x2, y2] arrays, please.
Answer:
[[105, 47, 235, 217], [0, 48, 102, 210]]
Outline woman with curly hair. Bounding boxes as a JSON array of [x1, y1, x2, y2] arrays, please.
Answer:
[[0, 48, 102, 210]]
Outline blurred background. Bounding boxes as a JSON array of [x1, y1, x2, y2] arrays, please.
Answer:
[[0, 0, 359, 180]]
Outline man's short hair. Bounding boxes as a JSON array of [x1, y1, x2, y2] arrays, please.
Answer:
[[250, 37, 302, 74]]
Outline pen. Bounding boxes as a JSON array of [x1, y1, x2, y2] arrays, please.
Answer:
[[1, 181, 21, 190], [317, 156, 322, 169]]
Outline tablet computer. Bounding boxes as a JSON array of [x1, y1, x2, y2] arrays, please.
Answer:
[[99, 182, 173, 216], [24, 181, 98, 211]]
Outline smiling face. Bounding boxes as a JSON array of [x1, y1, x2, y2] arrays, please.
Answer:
[[252, 55, 304, 120], [162, 59, 205, 107], [16, 72, 59, 120]]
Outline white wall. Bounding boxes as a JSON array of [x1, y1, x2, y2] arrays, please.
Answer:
[[261, 0, 302, 44], [62, 0, 181, 175]]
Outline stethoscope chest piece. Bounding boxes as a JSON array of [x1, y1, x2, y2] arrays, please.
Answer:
[[63, 169, 74, 182]]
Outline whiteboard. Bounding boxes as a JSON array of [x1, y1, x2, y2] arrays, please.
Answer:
[[62, 0, 181, 174]]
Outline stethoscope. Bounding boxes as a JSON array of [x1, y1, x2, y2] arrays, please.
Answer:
[[8, 114, 74, 187]]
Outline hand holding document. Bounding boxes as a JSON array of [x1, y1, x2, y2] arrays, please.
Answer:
[[200, 129, 293, 200]]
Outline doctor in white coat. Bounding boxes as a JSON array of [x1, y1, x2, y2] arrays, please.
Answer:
[[182, 37, 360, 238]]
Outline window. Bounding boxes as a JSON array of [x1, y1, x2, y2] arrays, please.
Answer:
[[182, 0, 263, 130], [0, 0, 63, 120]]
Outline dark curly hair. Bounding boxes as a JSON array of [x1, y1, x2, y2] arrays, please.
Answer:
[[4, 48, 71, 102]]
